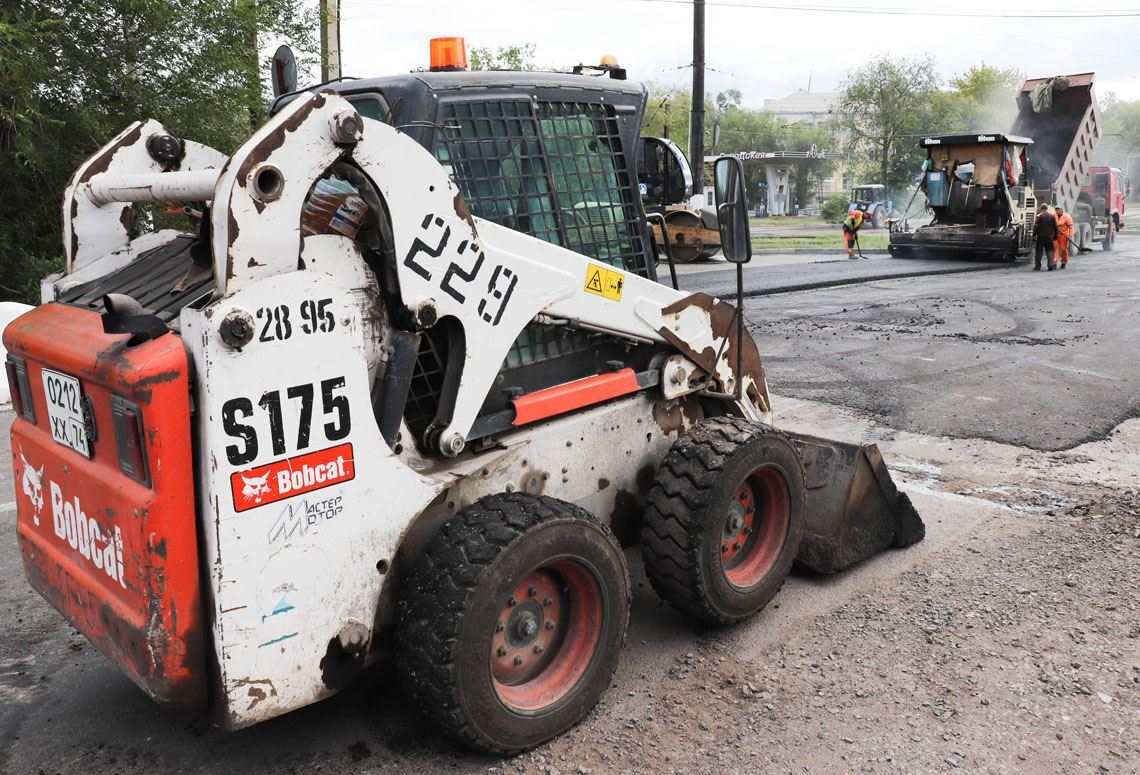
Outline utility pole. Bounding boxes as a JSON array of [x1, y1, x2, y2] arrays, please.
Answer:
[[320, 0, 342, 82], [689, 0, 705, 189]]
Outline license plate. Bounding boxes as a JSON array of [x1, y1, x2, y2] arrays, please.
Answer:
[[41, 368, 90, 457]]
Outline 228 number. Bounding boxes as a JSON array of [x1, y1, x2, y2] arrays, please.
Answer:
[[222, 377, 351, 466]]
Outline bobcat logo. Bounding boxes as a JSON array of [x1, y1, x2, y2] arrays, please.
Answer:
[[241, 473, 272, 504], [19, 450, 44, 525]]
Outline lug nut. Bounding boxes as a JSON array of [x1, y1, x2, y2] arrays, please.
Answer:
[[721, 544, 728, 553], [513, 656, 524, 666], [497, 646, 508, 657], [743, 526, 752, 535], [533, 645, 545, 654], [542, 596, 553, 607], [527, 586, 539, 597], [545, 620, 556, 630], [507, 596, 518, 607], [495, 623, 505, 633], [732, 541, 740, 551]]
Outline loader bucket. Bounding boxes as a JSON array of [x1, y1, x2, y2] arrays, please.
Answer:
[[784, 432, 925, 574]]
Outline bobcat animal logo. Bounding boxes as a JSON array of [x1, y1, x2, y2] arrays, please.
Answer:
[[241, 472, 272, 504], [19, 450, 44, 525]]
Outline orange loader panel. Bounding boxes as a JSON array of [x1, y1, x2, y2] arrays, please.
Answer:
[[5, 304, 206, 710]]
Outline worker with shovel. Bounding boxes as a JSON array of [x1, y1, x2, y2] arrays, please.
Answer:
[[843, 209, 866, 258], [1054, 206, 1074, 269]]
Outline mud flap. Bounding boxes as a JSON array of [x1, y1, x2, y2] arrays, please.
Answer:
[[784, 432, 925, 574]]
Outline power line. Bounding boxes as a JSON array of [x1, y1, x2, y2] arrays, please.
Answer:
[[623, 0, 1140, 18]]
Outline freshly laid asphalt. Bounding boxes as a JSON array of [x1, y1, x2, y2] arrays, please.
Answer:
[[671, 253, 1010, 299], [740, 236, 1140, 451]]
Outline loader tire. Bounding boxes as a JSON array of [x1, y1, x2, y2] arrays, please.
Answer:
[[395, 493, 630, 754], [641, 417, 804, 624]]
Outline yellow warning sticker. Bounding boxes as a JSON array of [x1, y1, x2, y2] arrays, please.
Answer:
[[583, 263, 625, 302]]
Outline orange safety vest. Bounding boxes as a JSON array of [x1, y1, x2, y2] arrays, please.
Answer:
[[1056, 212, 1074, 241]]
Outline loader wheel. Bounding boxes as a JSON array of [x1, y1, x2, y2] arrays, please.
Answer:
[[641, 417, 804, 624], [396, 493, 630, 754]]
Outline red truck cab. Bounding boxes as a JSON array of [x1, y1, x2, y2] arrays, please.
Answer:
[[1083, 165, 1127, 232]]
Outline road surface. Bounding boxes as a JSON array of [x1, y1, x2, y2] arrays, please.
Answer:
[[1, 238, 1137, 774]]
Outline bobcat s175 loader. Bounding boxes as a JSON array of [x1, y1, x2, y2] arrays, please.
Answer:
[[4, 58, 923, 753]]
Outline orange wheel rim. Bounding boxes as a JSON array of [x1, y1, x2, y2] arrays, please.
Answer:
[[720, 466, 791, 588]]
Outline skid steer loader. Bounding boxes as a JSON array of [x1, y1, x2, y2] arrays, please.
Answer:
[[4, 59, 923, 753]]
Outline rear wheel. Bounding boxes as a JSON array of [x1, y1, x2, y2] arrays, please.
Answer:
[[396, 493, 630, 753], [871, 207, 886, 229], [641, 417, 805, 624]]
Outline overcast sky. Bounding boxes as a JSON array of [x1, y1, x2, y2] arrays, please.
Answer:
[[321, 0, 1140, 107]]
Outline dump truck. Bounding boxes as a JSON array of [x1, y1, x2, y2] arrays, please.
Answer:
[[1011, 73, 1121, 251], [888, 133, 1034, 260], [4, 45, 923, 753], [637, 135, 722, 262], [1079, 164, 1128, 250]]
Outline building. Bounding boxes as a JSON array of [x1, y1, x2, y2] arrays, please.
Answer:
[[762, 90, 840, 129]]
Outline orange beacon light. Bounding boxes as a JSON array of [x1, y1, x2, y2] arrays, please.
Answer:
[[429, 37, 468, 72]]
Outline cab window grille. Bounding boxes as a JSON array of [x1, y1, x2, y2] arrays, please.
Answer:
[[435, 100, 561, 245], [536, 101, 647, 274]]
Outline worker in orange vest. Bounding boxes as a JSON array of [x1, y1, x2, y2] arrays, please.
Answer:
[[843, 209, 865, 258], [1054, 206, 1075, 269]]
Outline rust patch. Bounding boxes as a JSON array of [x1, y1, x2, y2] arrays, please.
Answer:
[[234, 92, 327, 187], [226, 209, 239, 280], [231, 677, 278, 711], [118, 205, 133, 232], [652, 400, 686, 436], [598, 477, 611, 490], [79, 124, 144, 183], [247, 257, 264, 268], [657, 292, 770, 410], [453, 192, 478, 237]]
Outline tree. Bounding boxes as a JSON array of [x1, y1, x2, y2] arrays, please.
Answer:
[[0, 0, 317, 303], [469, 44, 536, 72], [1100, 93, 1140, 173], [934, 64, 1023, 133], [838, 55, 940, 195]]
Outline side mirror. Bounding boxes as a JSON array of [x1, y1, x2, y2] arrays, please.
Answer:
[[713, 156, 752, 264]]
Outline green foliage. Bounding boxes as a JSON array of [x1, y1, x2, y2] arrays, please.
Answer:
[[933, 64, 1023, 134], [821, 193, 850, 223], [0, 0, 318, 303], [644, 85, 838, 203], [838, 55, 940, 197], [469, 44, 536, 72], [1100, 93, 1140, 171]]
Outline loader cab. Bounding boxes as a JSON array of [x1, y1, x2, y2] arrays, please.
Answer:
[[272, 71, 668, 452], [271, 72, 656, 279]]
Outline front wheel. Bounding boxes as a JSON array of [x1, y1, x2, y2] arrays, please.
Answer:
[[1103, 222, 1116, 251], [396, 493, 630, 753], [641, 417, 805, 624]]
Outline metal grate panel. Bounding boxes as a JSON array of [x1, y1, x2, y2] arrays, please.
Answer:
[[536, 101, 648, 274]]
